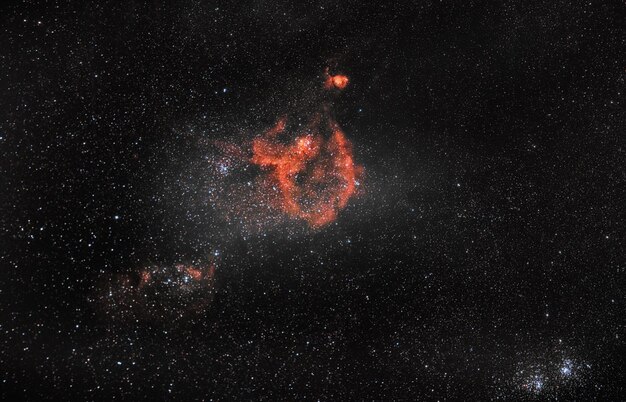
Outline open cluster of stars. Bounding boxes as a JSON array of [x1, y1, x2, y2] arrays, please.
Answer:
[[500, 352, 593, 398]]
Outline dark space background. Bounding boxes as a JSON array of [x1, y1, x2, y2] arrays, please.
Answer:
[[1, 0, 624, 400]]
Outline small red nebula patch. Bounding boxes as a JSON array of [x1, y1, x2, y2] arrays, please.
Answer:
[[138, 270, 151, 288], [185, 266, 204, 280], [94, 261, 218, 324], [251, 116, 362, 228], [324, 68, 349, 90]]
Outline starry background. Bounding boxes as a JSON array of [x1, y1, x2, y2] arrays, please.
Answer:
[[1, 0, 625, 400]]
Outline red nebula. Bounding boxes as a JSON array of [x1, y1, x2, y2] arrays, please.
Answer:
[[251, 115, 362, 228], [324, 68, 349, 90], [138, 270, 151, 288], [94, 261, 218, 324]]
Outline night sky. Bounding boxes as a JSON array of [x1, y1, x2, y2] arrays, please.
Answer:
[[1, 1, 625, 400]]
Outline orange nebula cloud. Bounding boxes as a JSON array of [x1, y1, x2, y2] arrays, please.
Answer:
[[324, 68, 349, 90], [251, 115, 362, 228]]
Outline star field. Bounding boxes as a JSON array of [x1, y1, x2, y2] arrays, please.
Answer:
[[1, 0, 624, 400]]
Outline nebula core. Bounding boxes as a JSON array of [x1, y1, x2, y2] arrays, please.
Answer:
[[324, 67, 350, 90]]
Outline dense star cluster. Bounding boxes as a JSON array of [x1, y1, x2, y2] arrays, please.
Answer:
[[1, 0, 624, 400]]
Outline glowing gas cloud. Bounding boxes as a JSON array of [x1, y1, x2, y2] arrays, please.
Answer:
[[251, 106, 362, 228], [324, 67, 349, 90], [198, 69, 362, 231]]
